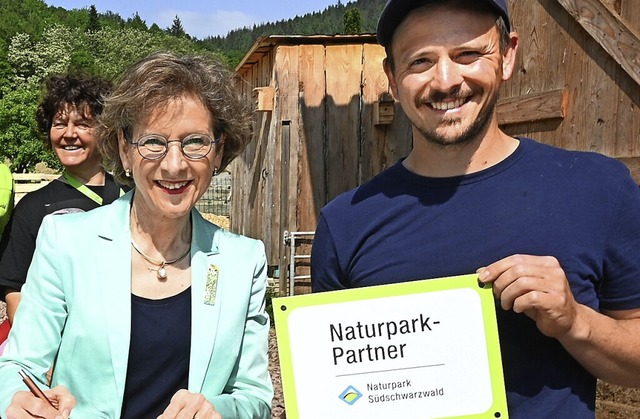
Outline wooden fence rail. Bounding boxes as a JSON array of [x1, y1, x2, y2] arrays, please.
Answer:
[[13, 173, 59, 203]]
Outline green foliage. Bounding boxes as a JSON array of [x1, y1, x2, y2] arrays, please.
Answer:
[[98, 11, 126, 30], [85, 27, 215, 80], [127, 12, 148, 32], [168, 15, 188, 38], [0, 56, 12, 91], [0, 86, 58, 172], [8, 25, 77, 86], [344, 8, 362, 34], [149, 23, 163, 34], [87, 5, 100, 33], [0, 0, 50, 42], [69, 49, 97, 75]]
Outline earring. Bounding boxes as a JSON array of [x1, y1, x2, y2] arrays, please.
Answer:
[[125, 169, 131, 177], [213, 167, 218, 176]]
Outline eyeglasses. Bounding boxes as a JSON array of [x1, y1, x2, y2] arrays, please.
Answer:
[[127, 133, 221, 160]]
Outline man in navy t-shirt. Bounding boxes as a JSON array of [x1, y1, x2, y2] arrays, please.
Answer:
[[311, 1, 640, 417]]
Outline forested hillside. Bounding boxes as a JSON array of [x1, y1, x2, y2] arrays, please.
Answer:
[[0, 0, 385, 172], [201, 0, 386, 65]]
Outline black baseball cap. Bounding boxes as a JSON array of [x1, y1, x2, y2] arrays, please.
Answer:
[[377, 0, 511, 47]]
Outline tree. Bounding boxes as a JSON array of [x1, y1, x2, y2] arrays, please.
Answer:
[[87, 5, 100, 32], [99, 10, 125, 30], [0, 87, 59, 172], [0, 0, 50, 41], [149, 23, 163, 34], [127, 12, 147, 31], [168, 15, 187, 38], [68, 49, 96, 75], [343, 8, 362, 35], [83, 26, 217, 80], [8, 25, 78, 86]]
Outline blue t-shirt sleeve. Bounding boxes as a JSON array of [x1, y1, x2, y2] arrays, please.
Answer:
[[311, 213, 346, 292], [600, 174, 640, 310]]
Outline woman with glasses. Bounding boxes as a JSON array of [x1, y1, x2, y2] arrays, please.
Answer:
[[0, 52, 273, 419]]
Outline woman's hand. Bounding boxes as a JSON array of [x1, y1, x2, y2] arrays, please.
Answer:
[[158, 389, 221, 419], [5, 385, 75, 419]]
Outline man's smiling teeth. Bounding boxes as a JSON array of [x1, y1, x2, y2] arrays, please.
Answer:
[[430, 98, 466, 110], [158, 180, 189, 190]]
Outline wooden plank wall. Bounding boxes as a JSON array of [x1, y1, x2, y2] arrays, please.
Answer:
[[295, 42, 412, 231], [325, 44, 362, 202], [504, 0, 640, 181], [233, 48, 277, 255], [298, 44, 326, 234], [361, 44, 410, 181], [235, 40, 411, 271]]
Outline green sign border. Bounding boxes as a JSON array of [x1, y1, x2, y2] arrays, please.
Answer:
[[273, 274, 508, 419]]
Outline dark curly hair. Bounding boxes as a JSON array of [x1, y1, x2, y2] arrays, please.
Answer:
[[35, 75, 112, 149]]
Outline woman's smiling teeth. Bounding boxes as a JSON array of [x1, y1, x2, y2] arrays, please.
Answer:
[[158, 180, 190, 190], [429, 97, 467, 111]]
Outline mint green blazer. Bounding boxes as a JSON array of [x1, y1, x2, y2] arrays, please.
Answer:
[[0, 192, 273, 418]]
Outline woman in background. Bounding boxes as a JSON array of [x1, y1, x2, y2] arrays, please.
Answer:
[[0, 75, 120, 323], [0, 52, 272, 418]]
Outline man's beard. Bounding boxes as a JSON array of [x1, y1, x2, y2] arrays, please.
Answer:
[[416, 94, 498, 149]]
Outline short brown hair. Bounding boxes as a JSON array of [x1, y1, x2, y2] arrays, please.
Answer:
[[98, 51, 252, 185]]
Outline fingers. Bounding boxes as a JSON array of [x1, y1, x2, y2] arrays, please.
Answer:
[[479, 254, 558, 282], [6, 390, 61, 419], [46, 386, 76, 418], [158, 389, 219, 419], [493, 262, 566, 310], [477, 254, 578, 338], [478, 255, 558, 295]]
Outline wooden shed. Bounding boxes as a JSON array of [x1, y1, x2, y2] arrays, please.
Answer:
[[231, 0, 640, 296], [231, 34, 411, 294]]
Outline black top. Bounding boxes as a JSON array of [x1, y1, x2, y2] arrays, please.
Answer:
[[0, 174, 124, 297], [121, 287, 192, 419]]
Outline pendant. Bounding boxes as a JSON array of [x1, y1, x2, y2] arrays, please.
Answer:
[[157, 266, 168, 280]]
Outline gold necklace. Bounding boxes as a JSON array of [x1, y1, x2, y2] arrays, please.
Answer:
[[131, 240, 191, 280]]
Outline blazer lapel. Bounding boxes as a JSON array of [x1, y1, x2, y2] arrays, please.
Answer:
[[189, 212, 223, 391], [96, 193, 133, 399]]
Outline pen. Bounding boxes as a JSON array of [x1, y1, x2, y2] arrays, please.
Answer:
[[18, 369, 56, 408]]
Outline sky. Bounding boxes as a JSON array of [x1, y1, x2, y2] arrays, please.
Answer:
[[44, 0, 343, 39]]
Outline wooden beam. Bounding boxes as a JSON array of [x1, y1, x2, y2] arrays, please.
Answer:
[[12, 173, 59, 182], [497, 88, 566, 126], [556, 0, 640, 86]]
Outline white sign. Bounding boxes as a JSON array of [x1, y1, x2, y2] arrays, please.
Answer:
[[274, 274, 507, 419]]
